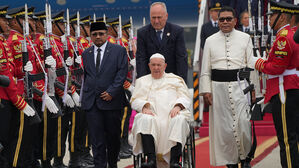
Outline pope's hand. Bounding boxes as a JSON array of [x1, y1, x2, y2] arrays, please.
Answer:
[[170, 106, 181, 118], [142, 104, 155, 116]]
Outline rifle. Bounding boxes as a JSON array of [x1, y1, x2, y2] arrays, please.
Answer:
[[22, 4, 41, 124], [44, 3, 63, 117], [117, 14, 122, 46], [128, 16, 135, 60]]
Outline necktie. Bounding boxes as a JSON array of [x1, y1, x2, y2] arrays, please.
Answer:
[[156, 30, 162, 43], [214, 22, 218, 27], [96, 48, 101, 72], [245, 28, 249, 33]]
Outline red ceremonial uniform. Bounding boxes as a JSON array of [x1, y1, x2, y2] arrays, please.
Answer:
[[7, 30, 45, 100], [0, 34, 27, 111], [255, 25, 299, 103]]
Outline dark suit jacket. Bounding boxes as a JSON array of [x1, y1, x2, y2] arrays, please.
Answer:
[[200, 21, 219, 49], [136, 22, 188, 82], [81, 42, 128, 111]]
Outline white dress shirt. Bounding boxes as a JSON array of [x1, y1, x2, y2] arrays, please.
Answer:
[[93, 41, 108, 66]]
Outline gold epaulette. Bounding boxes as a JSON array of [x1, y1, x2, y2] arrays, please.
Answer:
[[122, 37, 128, 43], [12, 34, 18, 41], [39, 34, 45, 41], [279, 29, 288, 37], [69, 36, 76, 42], [80, 38, 88, 44], [108, 37, 116, 44]]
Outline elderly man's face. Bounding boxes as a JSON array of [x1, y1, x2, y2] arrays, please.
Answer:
[[150, 4, 168, 30], [90, 30, 108, 47], [149, 58, 167, 79]]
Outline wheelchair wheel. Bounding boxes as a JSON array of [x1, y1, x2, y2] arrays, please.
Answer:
[[182, 125, 196, 168], [133, 153, 145, 168]]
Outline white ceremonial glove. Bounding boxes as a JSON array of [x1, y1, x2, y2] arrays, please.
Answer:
[[44, 94, 58, 114], [22, 104, 35, 116], [72, 92, 80, 107], [128, 85, 135, 93], [65, 57, 73, 66], [130, 58, 136, 67], [45, 56, 56, 69], [75, 55, 82, 65], [24, 61, 33, 72], [64, 94, 75, 108]]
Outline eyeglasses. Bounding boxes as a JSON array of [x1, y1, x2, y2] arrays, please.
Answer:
[[218, 17, 234, 22], [91, 32, 106, 37]]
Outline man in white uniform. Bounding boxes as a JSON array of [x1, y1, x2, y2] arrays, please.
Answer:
[[130, 53, 191, 168], [199, 6, 255, 168]]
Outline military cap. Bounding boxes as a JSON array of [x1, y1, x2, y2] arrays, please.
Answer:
[[95, 17, 105, 23], [0, 6, 9, 18], [122, 20, 131, 29], [267, 0, 299, 15], [28, 7, 37, 19], [34, 11, 46, 20], [80, 15, 90, 24], [209, 2, 222, 11], [106, 18, 119, 26], [7, 6, 25, 18], [52, 11, 64, 23], [70, 13, 79, 24]]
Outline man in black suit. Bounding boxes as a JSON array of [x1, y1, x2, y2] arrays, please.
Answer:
[[81, 22, 128, 168], [200, 2, 221, 49], [238, 11, 250, 33], [136, 2, 188, 82]]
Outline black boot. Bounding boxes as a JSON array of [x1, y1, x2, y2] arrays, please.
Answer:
[[80, 148, 94, 167], [52, 157, 67, 168], [32, 159, 42, 168], [226, 164, 238, 168], [140, 134, 156, 168], [241, 159, 251, 168], [68, 152, 80, 168], [119, 138, 131, 159], [41, 159, 52, 168], [170, 143, 182, 168]]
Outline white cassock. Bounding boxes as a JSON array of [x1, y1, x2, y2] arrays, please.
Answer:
[[199, 29, 256, 166], [130, 73, 192, 163]]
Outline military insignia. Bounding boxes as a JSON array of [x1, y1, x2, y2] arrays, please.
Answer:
[[280, 29, 288, 37], [13, 44, 22, 53], [12, 35, 18, 41], [277, 40, 286, 50], [274, 51, 288, 56], [39, 34, 45, 40], [167, 32, 170, 36], [80, 38, 87, 44]]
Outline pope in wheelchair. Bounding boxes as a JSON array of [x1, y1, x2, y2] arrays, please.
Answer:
[[130, 53, 192, 168]]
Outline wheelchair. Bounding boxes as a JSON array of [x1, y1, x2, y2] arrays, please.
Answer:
[[133, 121, 196, 168]]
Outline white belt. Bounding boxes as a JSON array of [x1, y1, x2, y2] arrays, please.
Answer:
[[268, 68, 298, 104]]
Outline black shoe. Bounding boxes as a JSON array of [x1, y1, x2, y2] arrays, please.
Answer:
[[241, 160, 251, 168], [81, 150, 94, 166], [41, 160, 53, 168], [53, 157, 67, 168], [226, 164, 238, 168], [32, 159, 42, 168], [119, 151, 131, 159], [141, 160, 156, 168], [170, 163, 181, 168]]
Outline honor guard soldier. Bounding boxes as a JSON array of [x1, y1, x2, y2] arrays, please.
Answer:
[[67, 13, 94, 168], [106, 17, 119, 44], [6, 5, 58, 168], [80, 15, 92, 46], [51, 11, 76, 168], [253, 1, 299, 168], [0, 5, 36, 168]]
